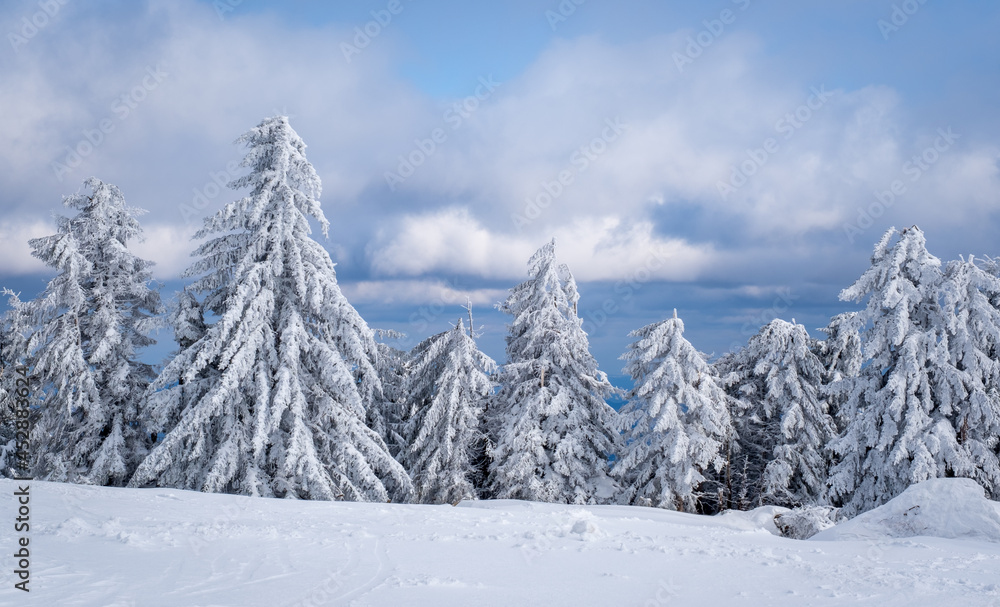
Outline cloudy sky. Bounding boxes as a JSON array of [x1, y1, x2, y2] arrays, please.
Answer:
[[1, 0, 998, 384]]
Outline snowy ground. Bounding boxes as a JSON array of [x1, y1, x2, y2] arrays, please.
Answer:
[[3, 479, 1000, 607]]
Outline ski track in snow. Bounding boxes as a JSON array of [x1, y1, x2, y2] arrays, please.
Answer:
[[2, 480, 1000, 606]]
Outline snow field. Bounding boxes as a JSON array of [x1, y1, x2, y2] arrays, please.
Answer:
[[3, 479, 1000, 606]]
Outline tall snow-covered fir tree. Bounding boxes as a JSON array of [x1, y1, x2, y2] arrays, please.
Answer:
[[717, 319, 836, 508], [398, 319, 496, 504], [19, 225, 97, 483], [828, 226, 971, 516], [485, 240, 620, 504], [940, 256, 1000, 497], [9, 178, 162, 485], [614, 310, 733, 511], [130, 116, 411, 502]]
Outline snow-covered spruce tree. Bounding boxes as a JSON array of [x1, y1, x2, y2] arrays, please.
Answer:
[[814, 312, 863, 432], [10, 233, 95, 484], [15, 179, 162, 485], [372, 330, 411, 457], [704, 349, 745, 511], [1, 290, 38, 479], [171, 288, 207, 351], [398, 319, 496, 504], [614, 309, 733, 511], [940, 256, 1000, 497], [485, 240, 620, 504], [130, 116, 411, 501], [0, 310, 22, 477], [146, 287, 214, 446], [828, 226, 969, 516], [717, 319, 836, 508]]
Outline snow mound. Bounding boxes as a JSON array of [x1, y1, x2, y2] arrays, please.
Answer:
[[813, 478, 1000, 543], [717, 505, 789, 536], [568, 513, 603, 540], [774, 505, 839, 540]]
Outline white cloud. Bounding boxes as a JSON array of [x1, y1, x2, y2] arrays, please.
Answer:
[[2, 1, 998, 292], [369, 207, 716, 282], [0, 0, 429, 228], [340, 279, 507, 306], [131, 223, 197, 280], [377, 36, 1000, 246], [0, 220, 56, 275], [0, 219, 195, 280]]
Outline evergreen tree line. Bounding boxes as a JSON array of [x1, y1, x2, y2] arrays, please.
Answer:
[[2, 117, 998, 519]]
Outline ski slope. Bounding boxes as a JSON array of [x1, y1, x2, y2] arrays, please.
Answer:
[[2, 479, 1000, 606]]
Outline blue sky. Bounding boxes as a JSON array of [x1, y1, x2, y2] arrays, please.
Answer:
[[1, 0, 999, 385]]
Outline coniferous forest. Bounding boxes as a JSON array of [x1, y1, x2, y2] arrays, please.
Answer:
[[3, 116, 999, 521]]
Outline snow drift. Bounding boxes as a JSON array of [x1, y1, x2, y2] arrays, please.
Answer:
[[813, 478, 1000, 543]]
